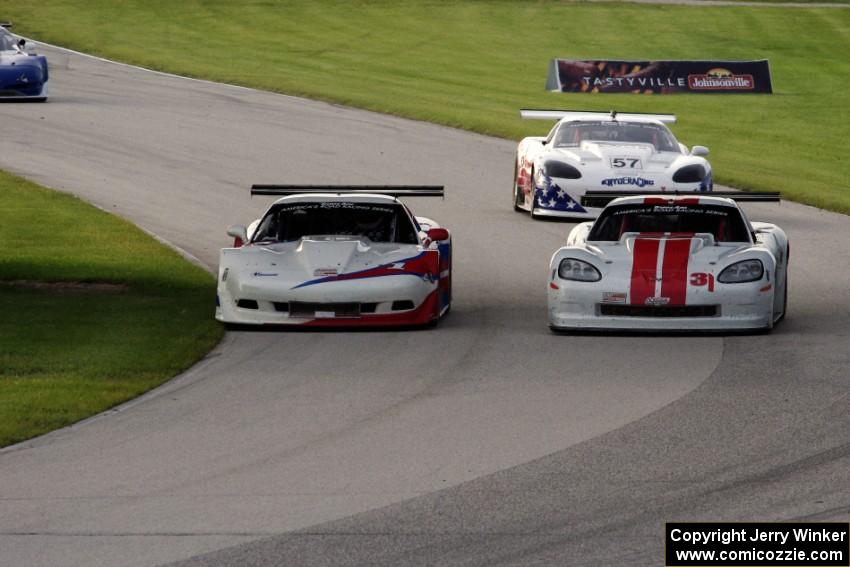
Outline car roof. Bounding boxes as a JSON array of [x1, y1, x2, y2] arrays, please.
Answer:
[[269, 193, 401, 206], [607, 195, 738, 208]]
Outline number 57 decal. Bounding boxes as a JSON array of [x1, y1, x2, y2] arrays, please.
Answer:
[[611, 157, 642, 169], [690, 272, 715, 292]]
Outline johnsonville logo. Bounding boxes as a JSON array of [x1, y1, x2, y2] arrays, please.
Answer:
[[687, 68, 755, 90]]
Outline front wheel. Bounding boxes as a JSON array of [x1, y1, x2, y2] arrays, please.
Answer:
[[441, 249, 452, 318], [777, 244, 789, 322], [528, 167, 540, 219], [512, 159, 524, 212]]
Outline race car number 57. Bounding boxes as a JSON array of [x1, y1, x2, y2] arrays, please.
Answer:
[[611, 157, 641, 169]]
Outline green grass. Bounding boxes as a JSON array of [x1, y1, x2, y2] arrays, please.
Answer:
[[6, 1, 850, 212], [0, 172, 223, 447], [695, 0, 850, 3], [5, 2, 850, 212]]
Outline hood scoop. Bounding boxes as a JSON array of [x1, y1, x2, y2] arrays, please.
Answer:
[[622, 232, 715, 253], [555, 142, 681, 169], [294, 237, 370, 276]]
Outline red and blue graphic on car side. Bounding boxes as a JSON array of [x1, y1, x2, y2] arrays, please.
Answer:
[[291, 251, 440, 289]]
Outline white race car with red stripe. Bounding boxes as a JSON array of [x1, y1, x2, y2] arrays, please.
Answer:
[[216, 185, 451, 327], [548, 193, 788, 331]]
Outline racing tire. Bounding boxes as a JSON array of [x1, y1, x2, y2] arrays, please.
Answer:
[[777, 244, 789, 323], [438, 252, 452, 320], [425, 296, 443, 329], [444, 250, 453, 314], [528, 167, 541, 220], [512, 159, 524, 212]]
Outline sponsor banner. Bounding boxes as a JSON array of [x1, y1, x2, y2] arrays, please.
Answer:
[[546, 59, 773, 94], [665, 522, 850, 566]]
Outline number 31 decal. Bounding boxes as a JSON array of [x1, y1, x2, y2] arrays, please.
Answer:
[[690, 272, 715, 292]]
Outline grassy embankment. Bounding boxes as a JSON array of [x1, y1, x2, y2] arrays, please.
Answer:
[[0, 172, 222, 447], [696, 0, 850, 3], [6, 1, 850, 213]]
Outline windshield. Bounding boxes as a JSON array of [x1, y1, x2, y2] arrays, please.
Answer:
[[553, 121, 680, 153], [588, 203, 751, 243], [0, 32, 16, 52], [251, 201, 419, 244]]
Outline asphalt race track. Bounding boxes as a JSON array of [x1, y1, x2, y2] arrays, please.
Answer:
[[1, 46, 848, 567]]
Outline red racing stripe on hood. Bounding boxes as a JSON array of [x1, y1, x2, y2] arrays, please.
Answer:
[[630, 238, 660, 306], [660, 237, 693, 305]]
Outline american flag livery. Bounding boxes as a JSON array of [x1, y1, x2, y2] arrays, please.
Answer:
[[514, 111, 714, 221], [534, 176, 587, 214]]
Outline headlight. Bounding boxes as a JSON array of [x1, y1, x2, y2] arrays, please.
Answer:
[[543, 160, 582, 179], [717, 259, 763, 283], [558, 258, 601, 282], [672, 164, 706, 183], [534, 167, 548, 188]]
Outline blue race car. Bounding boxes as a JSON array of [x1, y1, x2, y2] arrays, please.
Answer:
[[0, 24, 48, 101]]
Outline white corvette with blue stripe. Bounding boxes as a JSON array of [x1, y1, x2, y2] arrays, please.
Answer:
[[513, 110, 713, 219]]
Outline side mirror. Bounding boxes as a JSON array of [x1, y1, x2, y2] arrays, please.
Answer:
[[227, 225, 248, 247], [427, 228, 449, 242], [17, 39, 36, 54], [691, 145, 710, 157]]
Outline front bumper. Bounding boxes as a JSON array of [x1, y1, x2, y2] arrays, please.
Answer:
[[216, 273, 441, 327], [0, 82, 47, 101], [548, 281, 775, 332], [533, 205, 599, 220], [532, 178, 706, 219]]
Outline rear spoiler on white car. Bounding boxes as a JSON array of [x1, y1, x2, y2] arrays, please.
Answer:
[[581, 190, 781, 208], [0, 22, 12, 29], [520, 109, 677, 124], [250, 184, 444, 198]]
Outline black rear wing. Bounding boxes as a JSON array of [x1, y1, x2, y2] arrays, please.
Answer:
[[581, 191, 781, 208], [0, 22, 12, 29], [250, 184, 444, 199], [520, 109, 677, 124]]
